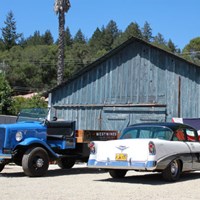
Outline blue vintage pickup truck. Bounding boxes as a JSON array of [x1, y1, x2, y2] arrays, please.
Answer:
[[0, 108, 118, 177]]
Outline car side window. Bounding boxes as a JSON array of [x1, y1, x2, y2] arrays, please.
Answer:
[[185, 129, 196, 141], [122, 130, 138, 139], [173, 129, 185, 141]]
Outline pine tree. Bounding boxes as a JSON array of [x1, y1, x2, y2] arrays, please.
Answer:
[[65, 27, 73, 46], [153, 33, 166, 45], [1, 11, 22, 50], [123, 22, 142, 39], [26, 31, 43, 45], [42, 30, 54, 45], [167, 39, 177, 53], [89, 28, 103, 51], [74, 29, 86, 44], [142, 21, 152, 42], [101, 20, 120, 51]]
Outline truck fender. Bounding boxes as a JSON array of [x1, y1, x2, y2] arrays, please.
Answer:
[[17, 137, 59, 159]]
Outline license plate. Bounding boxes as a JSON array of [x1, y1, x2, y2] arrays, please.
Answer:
[[115, 153, 127, 161]]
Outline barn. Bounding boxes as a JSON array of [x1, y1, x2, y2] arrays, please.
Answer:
[[48, 37, 200, 132]]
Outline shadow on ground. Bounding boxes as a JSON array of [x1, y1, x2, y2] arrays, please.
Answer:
[[0, 165, 104, 178], [1, 165, 200, 184], [95, 171, 200, 185]]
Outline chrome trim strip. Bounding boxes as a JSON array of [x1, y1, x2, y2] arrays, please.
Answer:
[[0, 154, 12, 159], [87, 159, 157, 170]]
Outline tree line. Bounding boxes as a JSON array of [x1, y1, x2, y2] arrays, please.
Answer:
[[0, 11, 200, 115]]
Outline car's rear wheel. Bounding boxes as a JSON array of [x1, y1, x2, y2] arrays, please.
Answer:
[[0, 163, 5, 172], [162, 159, 181, 182], [22, 147, 49, 177], [109, 169, 127, 178]]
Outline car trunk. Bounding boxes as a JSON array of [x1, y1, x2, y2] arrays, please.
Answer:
[[95, 139, 151, 162]]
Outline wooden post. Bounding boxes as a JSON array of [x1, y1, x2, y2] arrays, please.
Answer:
[[178, 76, 181, 117]]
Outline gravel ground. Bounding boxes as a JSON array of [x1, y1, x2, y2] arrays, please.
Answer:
[[0, 163, 200, 200]]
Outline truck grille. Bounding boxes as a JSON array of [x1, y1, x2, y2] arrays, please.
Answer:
[[0, 128, 5, 149]]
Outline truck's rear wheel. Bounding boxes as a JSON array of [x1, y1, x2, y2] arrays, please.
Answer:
[[58, 158, 75, 169], [22, 147, 49, 177], [0, 163, 5, 172]]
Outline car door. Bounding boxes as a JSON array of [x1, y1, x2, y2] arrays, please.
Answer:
[[184, 128, 200, 169]]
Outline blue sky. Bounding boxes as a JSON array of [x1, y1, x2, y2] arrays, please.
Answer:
[[0, 0, 200, 50]]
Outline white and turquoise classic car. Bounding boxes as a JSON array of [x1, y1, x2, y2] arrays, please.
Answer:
[[87, 122, 200, 182]]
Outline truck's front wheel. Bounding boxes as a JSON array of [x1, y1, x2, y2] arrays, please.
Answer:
[[22, 147, 49, 177], [0, 163, 5, 172]]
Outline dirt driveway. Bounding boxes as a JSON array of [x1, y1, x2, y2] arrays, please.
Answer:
[[0, 163, 200, 200]]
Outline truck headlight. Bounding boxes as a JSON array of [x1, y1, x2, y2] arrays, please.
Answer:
[[16, 131, 23, 142]]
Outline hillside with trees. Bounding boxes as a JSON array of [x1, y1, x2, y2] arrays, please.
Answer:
[[0, 11, 200, 115]]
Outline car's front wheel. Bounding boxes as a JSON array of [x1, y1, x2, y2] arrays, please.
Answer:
[[109, 169, 127, 178], [22, 147, 49, 177], [162, 159, 181, 182], [57, 158, 75, 169]]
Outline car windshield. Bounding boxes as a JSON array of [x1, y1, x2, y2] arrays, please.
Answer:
[[120, 126, 173, 140], [17, 108, 49, 122]]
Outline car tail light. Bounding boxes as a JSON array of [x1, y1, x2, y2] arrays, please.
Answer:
[[88, 142, 95, 154], [149, 141, 156, 155]]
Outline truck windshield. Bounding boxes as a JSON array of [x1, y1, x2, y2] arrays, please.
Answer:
[[120, 126, 173, 140], [17, 108, 49, 122]]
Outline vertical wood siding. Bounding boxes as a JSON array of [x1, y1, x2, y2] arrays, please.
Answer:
[[50, 39, 200, 130]]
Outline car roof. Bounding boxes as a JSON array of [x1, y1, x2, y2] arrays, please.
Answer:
[[126, 122, 197, 131]]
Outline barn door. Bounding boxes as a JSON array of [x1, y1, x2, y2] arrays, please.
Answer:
[[102, 106, 166, 133], [102, 110, 130, 133]]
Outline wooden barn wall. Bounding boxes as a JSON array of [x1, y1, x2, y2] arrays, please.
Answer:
[[50, 40, 200, 130]]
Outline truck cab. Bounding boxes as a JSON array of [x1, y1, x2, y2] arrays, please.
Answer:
[[0, 108, 76, 177]]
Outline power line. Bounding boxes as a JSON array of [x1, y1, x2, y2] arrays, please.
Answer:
[[180, 51, 200, 55]]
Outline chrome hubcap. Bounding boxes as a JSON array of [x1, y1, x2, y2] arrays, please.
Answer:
[[36, 158, 44, 168], [171, 161, 178, 176]]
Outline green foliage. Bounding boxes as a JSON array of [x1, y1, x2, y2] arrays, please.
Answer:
[[10, 95, 47, 115], [0, 73, 12, 114], [0, 10, 196, 97], [182, 37, 200, 64], [43, 30, 54, 45], [3, 10, 200, 116], [25, 31, 43, 46], [3, 45, 57, 90]]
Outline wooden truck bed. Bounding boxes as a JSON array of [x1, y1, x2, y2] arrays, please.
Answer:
[[76, 130, 119, 143]]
